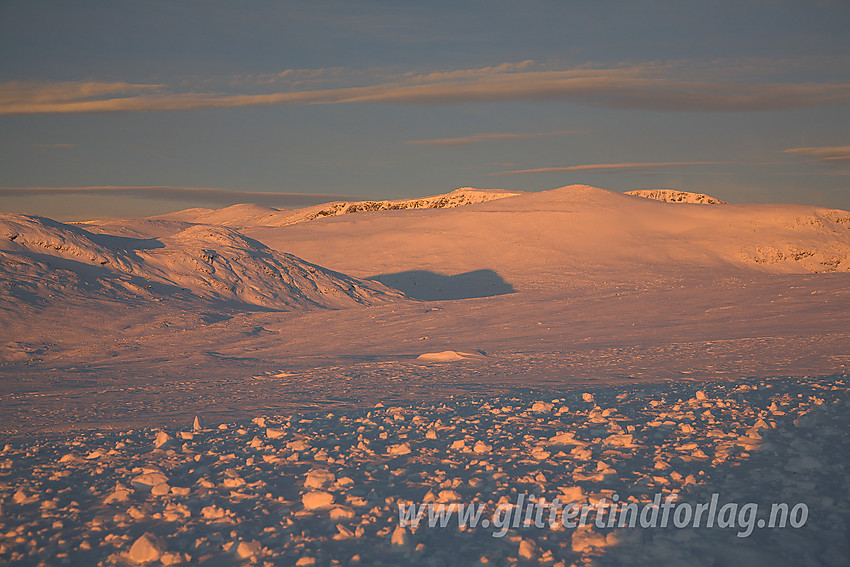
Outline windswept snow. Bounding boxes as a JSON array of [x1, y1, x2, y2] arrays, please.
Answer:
[[624, 189, 727, 205]]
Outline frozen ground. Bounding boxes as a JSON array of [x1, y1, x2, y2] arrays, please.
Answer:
[[2, 185, 850, 564], [1, 377, 847, 566]]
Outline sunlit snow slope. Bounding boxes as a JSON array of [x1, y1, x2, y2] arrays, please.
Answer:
[[624, 189, 727, 204], [153, 187, 522, 229], [248, 185, 850, 290], [0, 214, 403, 310]]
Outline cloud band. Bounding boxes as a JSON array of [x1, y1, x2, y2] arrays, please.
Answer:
[[3, 62, 850, 116]]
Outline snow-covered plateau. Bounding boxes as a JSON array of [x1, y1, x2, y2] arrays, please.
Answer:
[[1, 185, 849, 565]]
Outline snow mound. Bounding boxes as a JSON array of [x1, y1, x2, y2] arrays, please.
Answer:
[[415, 350, 487, 363], [625, 189, 727, 204], [156, 187, 523, 228], [0, 213, 404, 310]]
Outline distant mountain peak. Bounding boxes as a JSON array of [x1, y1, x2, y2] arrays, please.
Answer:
[[153, 187, 524, 228], [625, 189, 727, 204]]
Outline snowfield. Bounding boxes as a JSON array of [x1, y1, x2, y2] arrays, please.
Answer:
[[2, 185, 849, 565]]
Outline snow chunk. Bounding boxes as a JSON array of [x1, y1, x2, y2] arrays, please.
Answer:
[[127, 533, 165, 564], [531, 401, 554, 414], [330, 506, 356, 520], [559, 486, 585, 502], [304, 468, 335, 490], [603, 434, 637, 448], [201, 505, 228, 520], [547, 432, 581, 446], [518, 538, 537, 561], [437, 489, 461, 503], [58, 452, 84, 464], [266, 427, 286, 439], [132, 471, 169, 492], [104, 483, 132, 504], [302, 490, 334, 510], [571, 526, 609, 553], [236, 541, 261, 560], [531, 447, 551, 460], [387, 442, 412, 456], [153, 430, 172, 449], [12, 488, 37, 505], [391, 526, 412, 550]]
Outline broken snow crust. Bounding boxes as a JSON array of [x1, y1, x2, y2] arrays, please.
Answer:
[[1, 377, 847, 565]]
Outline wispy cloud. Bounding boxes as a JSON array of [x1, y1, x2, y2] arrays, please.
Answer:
[[0, 81, 162, 106], [3, 61, 850, 116], [782, 145, 850, 163], [405, 129, 580, 146], [493, 161, 731, 175], [0, 186, 352, 208]]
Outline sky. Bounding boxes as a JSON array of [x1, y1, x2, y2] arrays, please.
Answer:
[[1, 0, 849, 220]]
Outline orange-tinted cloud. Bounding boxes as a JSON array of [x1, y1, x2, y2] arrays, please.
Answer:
[[3, 63, 850, 115], [0, 186, 352, 207], [0, 80, 162, 106], [493, 161, 730, 175], [405, 129, 580, 146], [782, 145, 850, 163]]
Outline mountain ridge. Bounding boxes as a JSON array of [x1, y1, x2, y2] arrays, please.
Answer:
[[625, 189, 727, 204], [0, 213, 405, 311], [152, 187, 523, 229]]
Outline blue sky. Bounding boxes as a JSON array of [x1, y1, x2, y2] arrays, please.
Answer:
[[1, 0, 849, 219]]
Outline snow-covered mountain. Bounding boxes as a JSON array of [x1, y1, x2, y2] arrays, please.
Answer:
[[625, 189, 727, 204], [7, 185, 850, 316], [154, 187, 522, 229], [0, 213, 404, 310], [245, 185, 850, 292]]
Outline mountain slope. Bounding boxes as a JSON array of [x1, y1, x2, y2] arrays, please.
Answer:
[[243, 185, 850, 291], [152, 187, 522, 228], [625, 189, 727, 204], [0, 214, 405, 310]]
